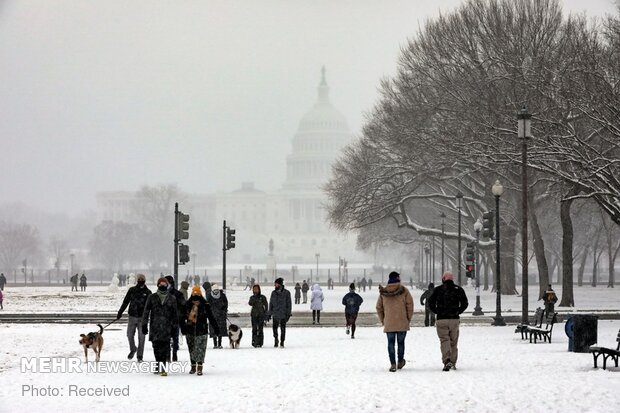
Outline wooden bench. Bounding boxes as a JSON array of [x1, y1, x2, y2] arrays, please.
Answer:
[[526, 312, 558, 343], [589, 329, 620, 370], [515, 307, 544, 340]]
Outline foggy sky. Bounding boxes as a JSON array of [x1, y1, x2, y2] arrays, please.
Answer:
[[0, 0, 616, 216]]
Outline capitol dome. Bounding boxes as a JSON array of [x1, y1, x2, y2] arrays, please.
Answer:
[[297, 67, 349, 132]]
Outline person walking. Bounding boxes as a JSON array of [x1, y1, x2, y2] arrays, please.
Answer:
[[182, 286, 219, 375], [71, 273, 78, 292], [310, 283, 324, 325], [248, 284, 268, 347], [419, 282, 436, 327], [117, 273, 152, 362], [179, 280, 190, 301], [542, 284, 558, 317], [0, 272, 7, 291], [301, 280, 309, 304], [342, 283, 363, 338], [368, 278, 373, 290], [376, 271, 414, 372], [268, 277, 292, 347], [79, 273, 87, 292], [294, 282, 301, 304], [165, 275, 186, 362], [428, 272, 469, 372], [142, 277, 179, 376], [206, 283, 228, 349]]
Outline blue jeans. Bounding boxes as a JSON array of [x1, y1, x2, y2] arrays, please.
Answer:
[[386, 331, 407, 364]]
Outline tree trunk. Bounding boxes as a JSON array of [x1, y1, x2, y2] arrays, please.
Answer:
[[529, 198, 550, 300], [592, 253, 598, 287], [559, 196, 575, 307], [577, 245, 589, 287], [483, 253, 489, 291], [501, 224, 518, 295], [608, 251, 616, 288]]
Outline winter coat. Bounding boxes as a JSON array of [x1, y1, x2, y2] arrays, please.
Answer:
[[376, 282, 414, 333], [118, 284, 152, 318], [420, 288, 434, 309], [301, 282, 309, 293], [169, 287, 186, 324], [342, 291, 363, 315], [0, 274, 6, 287], [182, 295, 219, 337], [206, 290, 228, 337], [142, 292, 178, 342], [249, 286, 268, 318], [79, 275, 87, 287], [310, 284, 324, 311], [268, 287, 292, 321], [294, 284, 301, 298], [0, 290, 3, 302], [71, 275, 78, 285], [428, 280, 468, 320]]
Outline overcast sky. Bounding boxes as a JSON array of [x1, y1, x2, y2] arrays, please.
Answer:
[[0, 0, 616, 216]]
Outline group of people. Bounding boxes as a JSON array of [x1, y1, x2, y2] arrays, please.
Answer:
[[70, 273, 88, 291]]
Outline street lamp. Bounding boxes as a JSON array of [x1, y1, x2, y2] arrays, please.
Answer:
[[518, 106, 532, 325], [491, 180, 506, 326], [456, 192, 464, 284], [473, 219, 484, 315], [440, 212, 446, 275], [424, 244, 430, 285], [315, 253, 320, 282], [431, 227, 436, 283]]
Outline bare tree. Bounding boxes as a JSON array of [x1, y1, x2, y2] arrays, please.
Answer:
[[0, 221, 41, 270]]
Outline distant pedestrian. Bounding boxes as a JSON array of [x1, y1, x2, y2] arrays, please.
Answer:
[[420, 283, 436, 327], [301, 280, 309, 304], [142, 277, 179, 376], [342, 283, 363, 338], [376, 271, 414, 372], [182, 285, 218, 375], [179, 280, 190, 301], [117, 273, 152, 362], [294, 282, 301, 304], [368, 278, 373, 290], [310, 283, 324, 325], [206, 283, 228, 349], [0, 289, 4, 309], [268, 277, 292, 347], [361, 277, 367, 292], [543, 285, 558, 317], [248, 284, 268, 347], [79, 274, 87, 292], [409, 277, 414, 289], [0, 273, 6, 290], [327, 277, 334, 290], [244, 277, 251, 291], [428, 272, 468, 372], [71, 274, 78, 291]]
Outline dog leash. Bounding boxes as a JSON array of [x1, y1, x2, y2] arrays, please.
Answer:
[[100, 319, 118, 330]]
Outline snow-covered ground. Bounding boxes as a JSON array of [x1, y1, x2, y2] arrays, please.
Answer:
[[0, 321, 619, 413], [1, 283, 618, 314]]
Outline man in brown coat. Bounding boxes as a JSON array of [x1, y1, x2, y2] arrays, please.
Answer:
[[376, 271, 414, 372]]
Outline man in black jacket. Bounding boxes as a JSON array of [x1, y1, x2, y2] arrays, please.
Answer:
[[268, 277, 292, 348], [165, 275, 186, 362], [428, 272, 468, 371], [419, 282, 436, 327], [117, 273, 152, 362]]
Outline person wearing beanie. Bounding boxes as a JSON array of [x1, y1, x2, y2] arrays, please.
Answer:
[[268, 277, 292, 347], [248, 284, 268, 347], [116, 273, 152, 362], [294, 282, 302, 304], [428, 271, 469, 372], [142, 277, 179, 376], [342, 283, 363, 338], [376, 271, 414, 372], [206, 283, 228, 349], [310, 283, 324, 324], [182, 284, 219, 375], [419, 282, 436, 327], [164, 275, 186, 362]]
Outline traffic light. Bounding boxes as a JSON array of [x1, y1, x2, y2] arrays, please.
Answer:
[[176, 212, 190, 240], [465, 242, 475, 265], [465, 264, 474, 278], [482, 211, 494, 239], [179, 244, 190, 264], [226, 228, 236, 250]]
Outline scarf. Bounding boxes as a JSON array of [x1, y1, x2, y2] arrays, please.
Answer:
[[211, 289, 221, 299], [156, 290, 168, 305], [188, 300, 200, 324]]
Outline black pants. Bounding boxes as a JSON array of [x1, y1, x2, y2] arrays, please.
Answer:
[[295, 296, 300, 304], [251, 315, 265, 347], [272, 319, 286, 343], [152, 340, 170, 365], [312, 310, 321, 323], [424, 309, 436, 327]]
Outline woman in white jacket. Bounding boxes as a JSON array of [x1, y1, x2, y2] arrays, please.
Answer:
[[310, 283, 324, 325]]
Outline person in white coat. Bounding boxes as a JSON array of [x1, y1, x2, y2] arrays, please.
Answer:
[[310, 283, 324, 325]]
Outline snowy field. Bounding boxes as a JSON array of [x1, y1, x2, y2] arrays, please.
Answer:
[[1, 283, 619, 314], [0, 321, 619, 413]]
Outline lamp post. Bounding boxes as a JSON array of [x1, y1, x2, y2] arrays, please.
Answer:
[[424, 244, 430, 285], [518, 106, 532, 325], [473, 219, 484, 315], [440, 212, 446, 275], [491, 180, 506, 326], [456, 192, 464, 284], [315, 253, 320, 282], [431, 227, 436, 283]]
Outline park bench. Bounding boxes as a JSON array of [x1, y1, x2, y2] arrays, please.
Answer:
[[526, 312, 558, 343], [589, 329, 620, 370], [515, 307, 544, 340]]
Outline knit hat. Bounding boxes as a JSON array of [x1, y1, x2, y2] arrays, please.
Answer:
[[349, 283, 355, 291], [157, 277, 168, 286], [136, 273, 146, 282], [191, 286, 202, 296], [387, 271, 400, 284], [442, 272, 454, 282], [165, 275, 175, 287], [275, 277, 284, 286]]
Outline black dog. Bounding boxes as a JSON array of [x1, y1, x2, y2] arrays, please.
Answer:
[[228, 324, 243, 349]]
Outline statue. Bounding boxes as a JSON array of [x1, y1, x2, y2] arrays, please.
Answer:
[[127, 273, 136, 288]]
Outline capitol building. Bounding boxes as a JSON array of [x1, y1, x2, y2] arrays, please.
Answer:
[[96, 68, 360, 264]]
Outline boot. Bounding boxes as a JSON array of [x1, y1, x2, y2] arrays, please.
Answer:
[[189, 363, 196, 374], [397, 359, 406, 370], [213, 337, 218, 348], [217, 337, 223, 349], [172, 351, 178, 362], [389, 364, 397, 372], [197, 363, 203, 376], [274, 338, 279, 347]]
